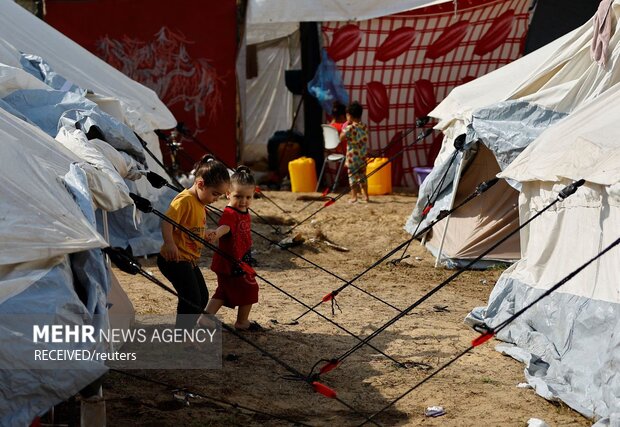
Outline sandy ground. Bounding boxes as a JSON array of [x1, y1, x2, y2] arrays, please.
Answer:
[[105, 190, 590, 427]]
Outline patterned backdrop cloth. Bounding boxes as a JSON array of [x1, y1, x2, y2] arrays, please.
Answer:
[[321, 0, 532, 188]]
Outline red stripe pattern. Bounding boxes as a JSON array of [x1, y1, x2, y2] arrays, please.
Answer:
[[321, 0, 531, 189]]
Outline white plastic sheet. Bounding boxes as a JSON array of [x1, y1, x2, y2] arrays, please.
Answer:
[[454, 4, 620, 421], [0, 107, 106, 265], [248, 0, 450, 23], [0, 63, 49, 98], [55, 127, 133, 211], [500, 84, 620, 186], [243, 34, 301, 163], [0, 0, 175, 131]]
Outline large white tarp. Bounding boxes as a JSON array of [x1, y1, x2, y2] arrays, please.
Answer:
[[0, 0, 175, 133], [0, 48, 173, 255], [499, 84, 620, 187], [478, 175, 620, 422], [0, 4, 159, 422], [243, 33, 301, 163], [0, 258, 109, 426], [0, 107, 106, 268], [247, 0, 450, 23], [0, 62, 48, 97], [0, 103, 115, 424]]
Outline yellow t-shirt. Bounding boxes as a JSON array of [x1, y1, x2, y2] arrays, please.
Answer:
[[163, 189, 206, 262]]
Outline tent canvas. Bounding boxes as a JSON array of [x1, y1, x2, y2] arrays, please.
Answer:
[[108, 270, 135, 332], [0, 106, 113, 425], [0, 1, 187, 422], [0, 34, 151, 404], [408, 0, 620, 421], [247, 0, 451, 23], [0, 65, 142, 427], [421, 143, 520, 264], [0, 0, 175, 133], [406, 1, 620, 266], [471, 81, 620, 425], [404, 32, 571, 266], [0, 0, 179, 256]]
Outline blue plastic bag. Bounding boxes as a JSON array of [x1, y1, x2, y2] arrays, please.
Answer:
[[308, 49, 349, 113]]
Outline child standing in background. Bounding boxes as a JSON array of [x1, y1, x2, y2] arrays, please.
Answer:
[[198, 166, 261, 331], [341, 101, 370, 203], [157, 155, 230, 330]]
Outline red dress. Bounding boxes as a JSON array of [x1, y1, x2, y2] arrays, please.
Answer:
[[330, 121, 345, 133], [330, 121, 347, 154], [211, 206, 259, 308]]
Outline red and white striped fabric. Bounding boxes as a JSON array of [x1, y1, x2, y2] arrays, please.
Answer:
[[322, 0, 531, 188]]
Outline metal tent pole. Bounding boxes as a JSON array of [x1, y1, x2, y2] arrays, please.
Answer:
[[434, 152, 466, 268]]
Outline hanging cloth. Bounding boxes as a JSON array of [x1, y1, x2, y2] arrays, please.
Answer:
[[591, 0, 614, 68]]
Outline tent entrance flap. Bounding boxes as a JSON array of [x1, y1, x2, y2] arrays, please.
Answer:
[[425, 144, 520, 264]]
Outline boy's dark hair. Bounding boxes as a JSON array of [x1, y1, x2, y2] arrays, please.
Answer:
[[331, 101, 346, 118], [193, 154, 230, 187], [346, 101, 363, 119], [231, 165, 255, 187]]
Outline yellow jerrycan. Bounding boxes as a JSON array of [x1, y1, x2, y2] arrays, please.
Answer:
[[288, 157, 317, 193], [366, 157, 392, 195]]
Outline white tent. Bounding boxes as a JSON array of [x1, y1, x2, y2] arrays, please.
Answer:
[[476, 82, 620, 425], [0, 0, 178, 255], [0, 0, 175, 133], [403, 34, 567, 266], [0, 105, 112, 426], [0, 107, 106, 269], [404, 0, 620, 421], [0, 1, 189, 423], [0, 53, 145, 425], [247, 0, 450, 23], [406, 1, 620, 266]]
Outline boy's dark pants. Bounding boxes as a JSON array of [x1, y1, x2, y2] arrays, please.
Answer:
[[157, 255, 209, 330]]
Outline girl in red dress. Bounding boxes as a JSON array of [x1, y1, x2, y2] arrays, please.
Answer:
[[199, 166, 260, 331]]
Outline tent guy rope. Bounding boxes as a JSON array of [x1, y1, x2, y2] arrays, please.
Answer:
[[359, 221, 619, 426], [104, 246, 379, 426], [129, 192, 412, 368], [311, 179, 586, 377], [390, 133, 465, 265], [143, 171, 411, 319], [292, 177, 501, 323]]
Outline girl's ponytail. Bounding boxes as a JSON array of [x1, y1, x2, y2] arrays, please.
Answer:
[[231, 165, 255, 187], [193, 154, 230, 187], [197, 154, 215, 165]]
